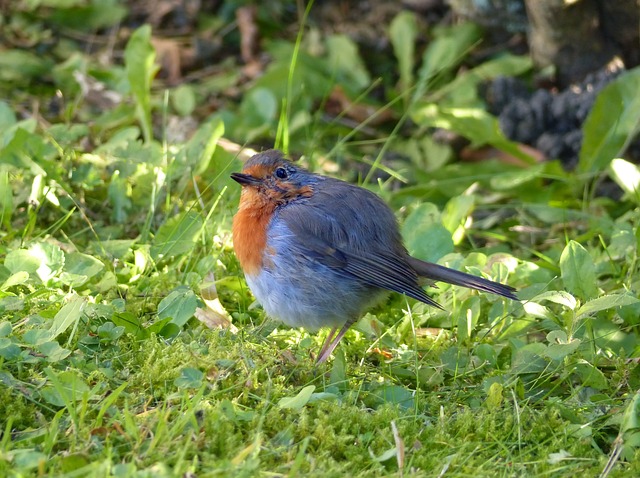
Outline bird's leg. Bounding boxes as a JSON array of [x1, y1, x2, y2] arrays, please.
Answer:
[[316, 318, 356, 364], [316, 326, 338, 363]]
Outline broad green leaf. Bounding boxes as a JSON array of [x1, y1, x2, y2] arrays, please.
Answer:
[[369, 385, 414, 410], [0, 49, 52, 84], [0, 321, 11, 337], [531, 290, 577, 310], [438, 54, 533, 101], [174, 367, 204, 389], [5, 243, 65, 285], [49, 0, 127, 30], [171, 84, 196, 117], [124, 25, 159, 143], [576, 294, 639, 319], [620, 392, 640, 459], [38, 341, 71, 362], [608, 221, 636, 258], [389, 11, 418, 93], [97, 322, 125, 342], [178, 119, 225, 175], [370, 447, 398, 463], [278, 385, 316, 410], [415, 23, 481, 98], [0, 101, 17, 130], [490, 163, 545, 190], [485, 382, 503, 410], [609, 158, 640, 203], [411, 105, 535, 164], [402, 202, 453, 263], [23, 329, 53, 346], [41, 369, 90, 406], [151, 210, 203, 260], [0, 339, 20, 360], [559, 241, 597, 300], [157, 286, 198, 327], [326, 34, 371, 90], [510, 342, 548, 375], [49, 298, 85, 339], [64, 251, 104, 285], [573, 361, 608, 390], [474, 343, 497, 367], [579, 68, 640, 173], [1, 271, 29, 291], [242, 87, 277, 124], [442, 194, 475, 243], [10, 450, 47, 471], [545, 331, 581, 361]]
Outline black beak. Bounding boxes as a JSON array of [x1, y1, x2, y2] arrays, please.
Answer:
[[230, 172, 261, 186]]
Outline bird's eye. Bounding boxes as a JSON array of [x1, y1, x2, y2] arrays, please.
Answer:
[[274, 167, 289, 179]]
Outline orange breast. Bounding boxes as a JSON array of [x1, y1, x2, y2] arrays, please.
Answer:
[[232, 191, 276, 276]]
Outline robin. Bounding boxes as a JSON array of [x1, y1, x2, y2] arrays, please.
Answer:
[[231, 149, 517, 363]]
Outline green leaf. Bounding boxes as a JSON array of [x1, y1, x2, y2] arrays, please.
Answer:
[[151, 210, 203, 260], [0, 50, 53, 84], [415, 23, 481, 98], [49, 0, 127, 30], [10, 450, 47, 471], [0, 101, 17, 130], [402, 203, 453, 263], [620, 392, 640, 459], [485, 382, 503, 410], [49, 298, 85, 339], [579, 68, 640, 173], [559, 241, 597, 301], [157, 286, 198, 327], [124, 25, 159, 143], [0, 321, 11, 337], [442, 194, 475, 243], [608, 158, 640, 203], [438, 54, 533, 101], [573, 361, 608, 390], [64, 251, 104, 286], [278, 385, 316, 410], [370, 446, 398, 463], [531, 290, 577, 310], [178, 119, 225, 175], [490, 163, 545, 190], [511, 342, 548, 375], [0, 167, 11, 228], [41, 369, 91, 406], [171, 84, 196, 117], [576, 294, 639, 319], [38, 341, 72, 362], [544, 331, 581, 361], [1, 271, 29, 291], [411, 105, 536, 164], [389, 11, 417, 93], [97, 322, 125, 342], [326, 34, 371, 91], [174, 367, 204, 389], [5, 243, 65, 285], [369, 385, 415, 410]]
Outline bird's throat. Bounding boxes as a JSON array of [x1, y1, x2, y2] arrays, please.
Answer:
[[232, 195, 275, 276]]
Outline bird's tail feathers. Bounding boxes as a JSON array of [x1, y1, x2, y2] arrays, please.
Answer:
[[408, 257, 518, 300]]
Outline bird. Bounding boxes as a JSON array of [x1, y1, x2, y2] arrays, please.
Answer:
[[231, 149, 517, 363]]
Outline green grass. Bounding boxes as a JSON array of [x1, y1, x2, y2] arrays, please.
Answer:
[[1, 2, 640, 477]]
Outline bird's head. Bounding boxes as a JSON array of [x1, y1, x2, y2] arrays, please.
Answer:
[[231, 150, 316, 210]]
